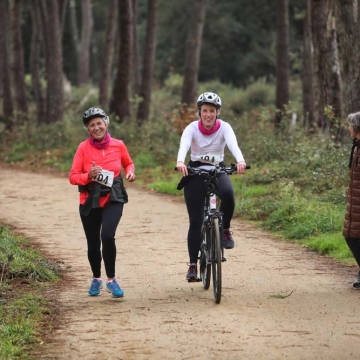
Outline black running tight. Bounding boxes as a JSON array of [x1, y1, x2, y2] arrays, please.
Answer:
[[345, 237, 360, 267], [80, 202, 124, 278], [184, 174, 235, 263]]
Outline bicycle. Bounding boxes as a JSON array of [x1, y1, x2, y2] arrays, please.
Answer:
[[176, 163, 250, 304]]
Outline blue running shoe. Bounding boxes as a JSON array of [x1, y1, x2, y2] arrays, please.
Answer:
[[88, 278, 103, 296], [106, 279, 124, 298]]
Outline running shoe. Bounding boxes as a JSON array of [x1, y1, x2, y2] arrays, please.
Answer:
[[222, 229, 235, 249], [353, 271, 360, 289], [106, 279, 124, 298], [88, 278, 103, 296], [186, 264, 198, 281]]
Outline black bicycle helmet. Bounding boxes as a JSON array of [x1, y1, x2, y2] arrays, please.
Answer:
[[83, 107, 110, 126], [197, 92, 222, 109]]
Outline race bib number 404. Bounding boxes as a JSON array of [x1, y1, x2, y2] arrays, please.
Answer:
[[195, 153, 222, 164], [93, 169, 114, 187]]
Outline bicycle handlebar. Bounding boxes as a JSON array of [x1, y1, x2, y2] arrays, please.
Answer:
[[174, 163, 251, 175]]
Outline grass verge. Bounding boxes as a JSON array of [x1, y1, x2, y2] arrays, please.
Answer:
[[0, 224, 61, 360]]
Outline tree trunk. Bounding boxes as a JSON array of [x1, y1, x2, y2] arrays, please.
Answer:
[[40, 0, 64, 123], [131, 0, 140, 97], [109, 0, 132, 122], [59, 0, 69, 38], [99, 0, 118, 109], [0, 0, 14, 128], [30, 1, 46, 124], [137, 0, 158, 124], [78, 0, 92, 85], [181, 0, 206, 107], [69, 0, 80, 85], [275, 0, 290, 127], [302, 0, 316, 131], [338, 0, 360, 114], [327, 14, 342, 122], [10, 0, 28, 122], [312, 0, 342, 131]]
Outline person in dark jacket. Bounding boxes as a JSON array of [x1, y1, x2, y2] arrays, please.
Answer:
[[343, 112, 360, 289]]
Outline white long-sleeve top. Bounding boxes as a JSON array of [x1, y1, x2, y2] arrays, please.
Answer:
[[177, 120, 245, 165]]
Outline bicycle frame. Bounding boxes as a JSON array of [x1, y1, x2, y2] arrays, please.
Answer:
[[203, 179, 225, 261], [175, 162, 250, 304], [188, 164, 231, 303]]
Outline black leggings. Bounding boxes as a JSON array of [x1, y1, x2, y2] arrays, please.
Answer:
[[345, 237, 360, 267], [80, 202, 124, 278], [184, 174, 235, 263]]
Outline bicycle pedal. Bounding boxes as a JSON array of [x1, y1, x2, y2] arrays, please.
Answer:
[[187, 278, 201, 283], [222, 257, 227, 262]]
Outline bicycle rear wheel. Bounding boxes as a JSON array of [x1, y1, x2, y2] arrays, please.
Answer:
[[211, 217, 222, 304], [200, 224, 211, 289]]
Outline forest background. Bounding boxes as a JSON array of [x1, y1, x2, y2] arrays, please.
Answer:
[[1, 0, 358, 260], [1, 0, 360, 287], [2, 0, 360, 356]]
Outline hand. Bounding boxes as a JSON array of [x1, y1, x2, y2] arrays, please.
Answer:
[[126, 172, 136, 182], [88, 162, 102, 180], [236, 162, 246, 174], [176, 161, 188, 176]]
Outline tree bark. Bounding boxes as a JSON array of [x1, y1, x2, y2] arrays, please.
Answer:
[[312, 0, 342, 131], [10, 0, 28, 121], [275, 0, 290, 127], [40, 0, 64, 123], [59, 0, 69, 39], [302, 0, 316, 131], [137, 0, 158, 124], [0, 0, 14, 128], [338, 0, 360, 114], [30, 1, 46, 124], [181, 0, 206, 107], [99, 0, 118, 109], [328, 13, 342, 122], [131, 0, 140, 97], [109, 0, 132, 122], [78, 0, 92, 85]]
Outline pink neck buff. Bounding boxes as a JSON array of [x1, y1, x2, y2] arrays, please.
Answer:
[[89, 132, 111, 149], [198, 119, 221, 135]]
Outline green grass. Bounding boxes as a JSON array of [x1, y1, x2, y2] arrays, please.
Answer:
[[0, 77, 356, 358], [0, 225, 60, 359], [147, 172, 182, 195], [302, 233, 354, 263], [0, 78, 355, 270]]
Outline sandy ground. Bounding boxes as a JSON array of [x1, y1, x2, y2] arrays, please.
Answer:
[[1, 168, 360, 360]]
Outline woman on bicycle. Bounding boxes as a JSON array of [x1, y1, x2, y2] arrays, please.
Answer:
[[176, 92, 247, 280], [69, 107, 136, 298]]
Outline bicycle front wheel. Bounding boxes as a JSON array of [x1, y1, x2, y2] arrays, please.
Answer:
[[211, 217, 222, 304], [200, 224, 211, 289]]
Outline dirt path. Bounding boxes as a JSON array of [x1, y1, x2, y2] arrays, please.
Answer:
[[1, 168, 360, 360]]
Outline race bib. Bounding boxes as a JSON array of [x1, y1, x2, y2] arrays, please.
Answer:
[[195, 153, 222, 164], [93, 169, 114, 187]]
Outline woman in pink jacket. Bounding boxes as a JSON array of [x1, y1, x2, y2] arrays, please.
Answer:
[[69, 107, 135, 298]]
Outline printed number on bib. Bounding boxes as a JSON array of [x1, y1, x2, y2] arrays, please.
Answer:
[[93, 169, 114, 187], [195, 153, 221, 164]]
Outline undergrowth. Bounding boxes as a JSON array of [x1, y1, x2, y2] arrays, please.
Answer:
[[0, 225, 60, 359], [0, 75, 355, 266]]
